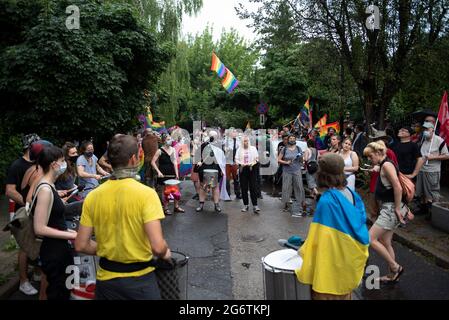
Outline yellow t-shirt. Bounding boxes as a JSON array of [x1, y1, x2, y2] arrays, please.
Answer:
[[80, 178, 165, 281]]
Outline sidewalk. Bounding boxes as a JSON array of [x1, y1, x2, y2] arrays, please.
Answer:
[[364, 187, 449, 270]]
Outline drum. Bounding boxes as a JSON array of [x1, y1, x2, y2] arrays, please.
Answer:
[[261, 249, 311, 300], [70, 254, 98, 300], [203, 169, 218, 188]]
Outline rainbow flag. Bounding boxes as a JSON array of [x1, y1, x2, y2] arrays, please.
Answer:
[[304, 97, 312, 125], [175, 143, 192, 177], [211, 53, 226, 78], [138, 109, 166, 132], [314, 114, 328, 129], [296, 188, 369, 295], [321, 121, 340, 135], [222, 68, 239, 93]]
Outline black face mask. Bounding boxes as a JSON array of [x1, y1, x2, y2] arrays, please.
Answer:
[[288, 141, 296, 146], [69, 155, 78, 163], [85, 151, 94, 158]]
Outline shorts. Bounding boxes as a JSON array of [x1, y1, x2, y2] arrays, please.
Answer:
[[374, 202, 408, 231], [415, 171, 441, 201]]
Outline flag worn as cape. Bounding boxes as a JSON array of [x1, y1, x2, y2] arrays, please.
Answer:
[[209, 144, 230, 201], [296, 188, 369, 295]]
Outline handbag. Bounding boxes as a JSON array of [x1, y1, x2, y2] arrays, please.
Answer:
[[4, 183, 54, 260]]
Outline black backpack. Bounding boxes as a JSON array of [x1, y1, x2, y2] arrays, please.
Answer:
[[306, 148, 318, 174]]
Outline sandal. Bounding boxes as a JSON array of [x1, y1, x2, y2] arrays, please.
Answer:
[[389, 265, 404, 283], [174, 207, 185, 213], [164, 208, 172, 216]]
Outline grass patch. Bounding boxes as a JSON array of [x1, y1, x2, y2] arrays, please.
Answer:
[[2, 237, 19, 252]]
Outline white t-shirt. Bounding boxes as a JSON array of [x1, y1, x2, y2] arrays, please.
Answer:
[[235, 146, 258, 165], [420, 135, 448, 172]]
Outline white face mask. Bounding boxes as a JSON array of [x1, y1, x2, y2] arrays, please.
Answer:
[[55, 161, 67, 177]]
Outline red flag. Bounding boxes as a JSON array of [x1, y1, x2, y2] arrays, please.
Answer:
[[438, 91, 449, 145]]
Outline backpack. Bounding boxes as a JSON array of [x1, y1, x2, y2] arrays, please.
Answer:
[[397, 172, 415, 203], [4, 183, 54, 260], [306, 148, 318, 175]]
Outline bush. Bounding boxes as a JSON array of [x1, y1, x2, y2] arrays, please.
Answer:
[[0, 131, 22, 194]]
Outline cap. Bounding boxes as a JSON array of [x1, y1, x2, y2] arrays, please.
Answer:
[[22, 133, 40, 150], [369, 130, 388, 140], [318, 153, 345, 175]]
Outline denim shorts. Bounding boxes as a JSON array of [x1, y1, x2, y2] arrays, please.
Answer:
[[374, 202, 408, 230]]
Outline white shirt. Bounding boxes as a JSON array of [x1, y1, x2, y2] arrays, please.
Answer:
[[235, 146, 259, 165]]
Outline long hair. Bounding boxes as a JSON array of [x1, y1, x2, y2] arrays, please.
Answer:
[[58, 142, 77, 181]]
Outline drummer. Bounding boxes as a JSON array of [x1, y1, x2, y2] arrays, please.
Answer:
[[195, 130, 224, 213], [151, 133, 184, 215]]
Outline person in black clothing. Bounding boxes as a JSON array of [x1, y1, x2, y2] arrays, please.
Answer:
[[393, 126, 422, 175], [151, 134, 184, 215], [33, 146, 77, 300], [5, 133, 41, 296]]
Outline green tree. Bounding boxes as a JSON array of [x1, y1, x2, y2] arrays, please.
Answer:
[[0, 0, 171, 143], [238, 0, 449, 128]]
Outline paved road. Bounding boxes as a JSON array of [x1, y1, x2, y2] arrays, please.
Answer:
[[5, 179, 449, 300]]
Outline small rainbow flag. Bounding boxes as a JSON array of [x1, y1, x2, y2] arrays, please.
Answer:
[[211, 53, 226, 78], [314, 114, 328, 129], [304, 97, 312, 125], [222, 68, 239, 93]]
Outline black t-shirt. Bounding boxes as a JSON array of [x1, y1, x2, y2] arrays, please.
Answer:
[[6, 157, 34, 209], [393, 141, 421, 175]]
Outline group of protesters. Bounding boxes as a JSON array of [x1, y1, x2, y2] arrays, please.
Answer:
[[4, 110, 449, 301]]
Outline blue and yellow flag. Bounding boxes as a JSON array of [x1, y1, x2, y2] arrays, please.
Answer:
[[295, 188, 369, 295]]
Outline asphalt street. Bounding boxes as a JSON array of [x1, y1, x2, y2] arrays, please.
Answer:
[[6, 179, 449, 300]]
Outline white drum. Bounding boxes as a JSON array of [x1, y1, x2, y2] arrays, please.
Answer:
[[262, 249, 311, 300], [203, 169, 218, 188]]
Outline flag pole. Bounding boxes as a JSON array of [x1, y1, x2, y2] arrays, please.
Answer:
[[425, 118, 439, 165]]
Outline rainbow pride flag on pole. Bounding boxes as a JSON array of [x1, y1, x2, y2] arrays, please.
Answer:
[[314, 114, 328, 129], [304, 97, 312, 125], [211, 52, 226, 78], [222, 68, 239, 93], [138, 109, 166, 133], [296, 188, 369, 295]]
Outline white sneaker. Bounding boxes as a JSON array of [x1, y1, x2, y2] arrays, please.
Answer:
[[19, 281, 38, 295], [241, 206, 249, 212], [253, 206, 261, 213]]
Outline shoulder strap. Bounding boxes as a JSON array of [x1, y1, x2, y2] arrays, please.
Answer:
[[29, 183, 54, 226]]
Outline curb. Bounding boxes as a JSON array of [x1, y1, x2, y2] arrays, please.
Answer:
[[367, 218, 449, 270], [0, 276, 19, 300], [393, 230, 449, 270]]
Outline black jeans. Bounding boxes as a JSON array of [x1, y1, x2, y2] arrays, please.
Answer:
[[239, 166, 258, 206], [95, 271, 161, 300]]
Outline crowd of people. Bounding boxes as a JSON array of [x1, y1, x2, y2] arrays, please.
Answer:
[[3, 111, 449, 300]]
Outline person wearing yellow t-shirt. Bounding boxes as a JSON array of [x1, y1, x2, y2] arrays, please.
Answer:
[[75, 134, 171, 300]]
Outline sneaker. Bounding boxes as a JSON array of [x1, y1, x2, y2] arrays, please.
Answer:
[[19, 281, 38, 296], [253, 206, 261, 213], [215, 204, 222, 213], [241, 206, 249, 212], [196, 205, 203, 212], [291, 212, 303, 218]]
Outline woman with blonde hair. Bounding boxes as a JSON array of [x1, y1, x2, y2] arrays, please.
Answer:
[[363, 141, 407, 283]]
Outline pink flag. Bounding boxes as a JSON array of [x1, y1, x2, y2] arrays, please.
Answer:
[[438, 91, 449, 145]]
